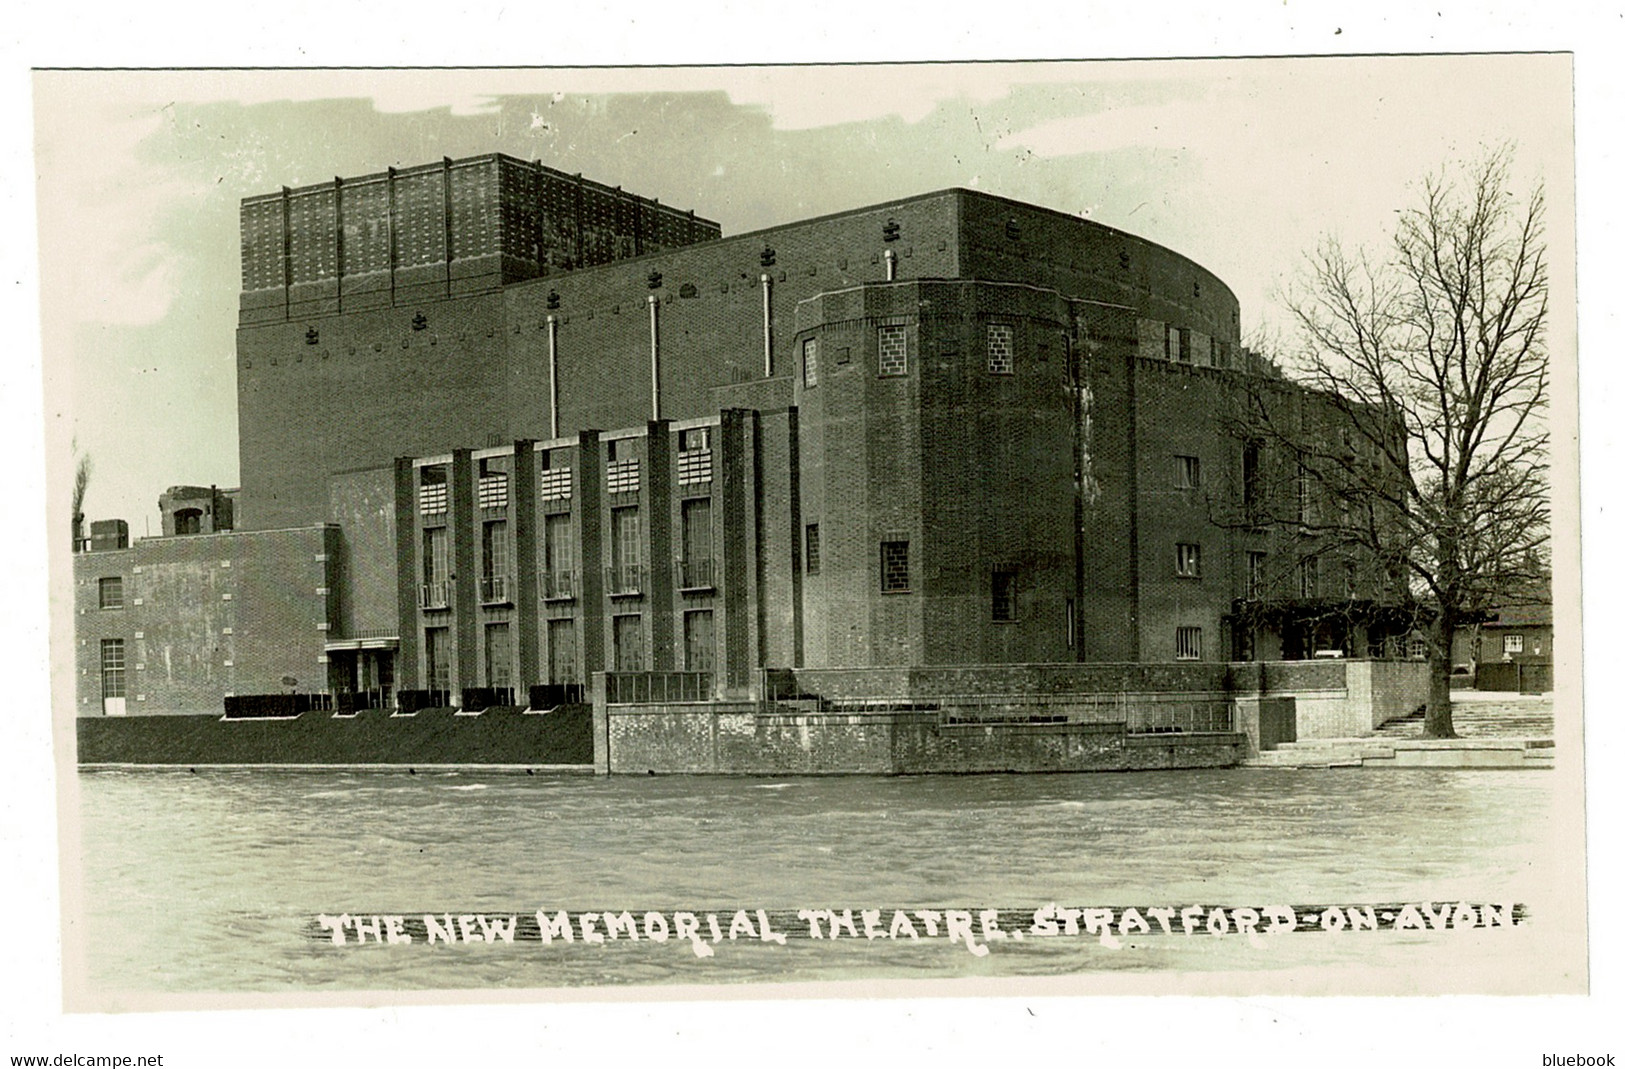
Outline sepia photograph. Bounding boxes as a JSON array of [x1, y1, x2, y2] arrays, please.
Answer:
[[9, 23, 1617, 1064]]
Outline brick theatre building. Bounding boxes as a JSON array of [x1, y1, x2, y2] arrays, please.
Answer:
[[73, 152, 1417, 765]]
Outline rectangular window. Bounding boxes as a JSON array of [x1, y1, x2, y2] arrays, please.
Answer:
[[539, 465, 573, 502], [1344, 559, 1357, 598], [1175, 626, 1202, 661], [424, 627, 451, 692], [613, 614, 645, 672], [987, 324, 1014, 374], [100, 638, 126, 699], [547, 618, 578, 685], [607, 456, 641, 494], [98, 577, 124, 610], [1242, 440, 1262, 518], [1247, 551, 1267, 598], [678, 426, 711, 452], [1175, 543, 1201, 578], [683, 610, 715, 673], [805, 523, 821, 576], [802, 337, 819, 387], [1066, 598, 1077, 650], [485, 622, 512, 689], [680, 498, 714, 589], [422, 527, 449, 609], [418, 465, 448, 515], [477, 471, 509, 510], [542, 513, 574, 599], [481, 520, 510, 603], [880, 539, 910, 593], [878, 324, 908, 376], [1503, 634, 1525, 655], [1174, 454, 1201, 490], [1299, 557, 1319, 599], [611, 507, 642, 595], [991, 568, 1018, 621]]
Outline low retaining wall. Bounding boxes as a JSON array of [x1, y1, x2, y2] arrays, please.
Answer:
[[1260, 659, 1429, 740], [78, 705, 594, 767], [602, 703, 1245, 775]]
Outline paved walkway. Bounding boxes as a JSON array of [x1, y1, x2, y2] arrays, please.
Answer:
[[1245, 691, 1554, 770]]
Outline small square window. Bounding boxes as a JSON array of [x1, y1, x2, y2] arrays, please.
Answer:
[[802, 337, 819, 388], [878, 325, 908, 377], [880, 540, 910, 592], [991, 568, 1018, 621], [1174, 454, 1201, 490], [1176, 626, 1203, 661], [1175, 543, 1201, 578], [98, 577, 124, 610], [1503, 634, 1525, 655]]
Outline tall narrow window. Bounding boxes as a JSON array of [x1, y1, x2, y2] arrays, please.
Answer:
[[1247, 551, 1267, 598], [542, 513, 574, 599], [1175, 543, 1202, 578], [987, 324, 1014, 374], [611, 507, 642, 594], [802, 337, 819, 387], [422, 527, 449, 609], [98, 577, 124, 610], [805, 523, 821, 576], [1298, 556, 1320, 599], [1242, 440, 1262, 518], [880, 539, 910, 592], [1174, 454, 1201, 490], [100, 638, 126, 699], [1175, 626, 1203, 661], [991, 568, 1018, 621], [485, 623, 512, 691], [680, 498, 714, 589], [613, 614, 645, 671], [424, 627, 450, 693], [878, 325, 908, 376], [684, 610, 715, 673], [481, 520, 509, 603], [547, 618, 578, 685]]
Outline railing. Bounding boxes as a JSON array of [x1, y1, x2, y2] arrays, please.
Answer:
[[759, 676, 1234, 734], [605, 563, 645, 597], [480, 574, 511, 605], [605, 671, 714, 704], [419, 581, 450, 610], [540, 570, 576, 601], [1124, 703, 1234, 734], [676, 557, 716, 590]]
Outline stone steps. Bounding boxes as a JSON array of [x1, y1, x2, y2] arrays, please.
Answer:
[[1249, 736, 1553, 770]]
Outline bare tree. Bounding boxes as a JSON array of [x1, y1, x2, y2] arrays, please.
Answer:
[[1248, 147, 1549, 738], [72, 446, 92, 553]]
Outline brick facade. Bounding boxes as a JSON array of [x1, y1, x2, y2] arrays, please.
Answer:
[[77, 156, 1404, 725]]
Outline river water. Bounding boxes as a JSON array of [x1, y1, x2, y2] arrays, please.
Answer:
[[70, 767, 1569, 998]]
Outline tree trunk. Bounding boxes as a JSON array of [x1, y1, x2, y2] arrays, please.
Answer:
[[1423, 616, 1458, 738]]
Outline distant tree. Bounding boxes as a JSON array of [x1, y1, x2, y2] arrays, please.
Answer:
[[72, 448, 91, 552], [1245, 146, 1549, 738]]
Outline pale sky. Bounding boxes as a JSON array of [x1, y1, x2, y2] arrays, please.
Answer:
[[32, 58, 1573, 534]]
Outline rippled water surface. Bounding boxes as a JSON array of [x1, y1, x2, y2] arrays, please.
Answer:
[[72, 768, 1562, 995]]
